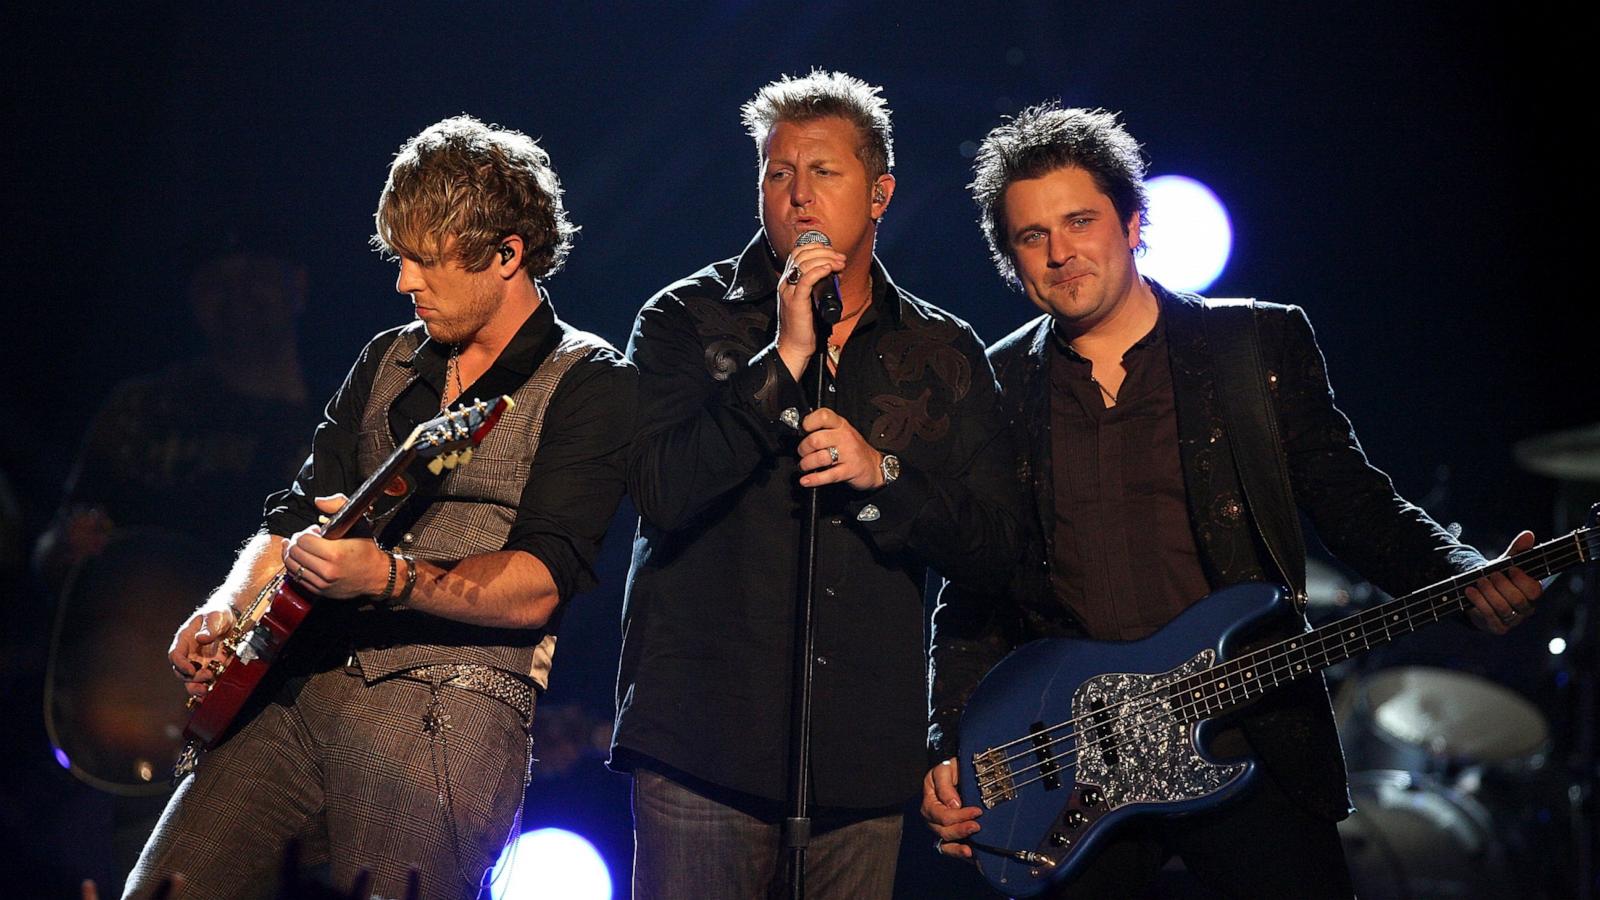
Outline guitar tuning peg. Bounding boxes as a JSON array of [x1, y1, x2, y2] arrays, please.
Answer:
[[442, 451, 459, 470], [460, 447, 473, 465], [428, 457, 445, 476]]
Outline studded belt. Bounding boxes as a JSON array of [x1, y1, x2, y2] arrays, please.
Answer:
[[404, 663, 535, 723]]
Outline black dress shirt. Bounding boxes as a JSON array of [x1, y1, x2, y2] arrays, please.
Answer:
[[612, 231, 1023, 810], [1048, 314, 1211, 640], [264, 297, 636, 606]]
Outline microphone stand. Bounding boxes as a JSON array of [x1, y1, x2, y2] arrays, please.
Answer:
[[784, 310, 835, 900]]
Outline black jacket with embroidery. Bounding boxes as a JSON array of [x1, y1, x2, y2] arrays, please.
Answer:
[[611, 231, 1024, 808]]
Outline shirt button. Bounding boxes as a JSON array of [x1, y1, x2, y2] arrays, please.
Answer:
[[824, 587, 836, 597], [827, 384, 836, 393], [815, 655, 829, 666], [829, 517, 843, 526]]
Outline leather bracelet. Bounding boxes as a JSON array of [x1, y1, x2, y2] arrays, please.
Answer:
[[390, 552, 419, 610], [377, 551, 398, 603]]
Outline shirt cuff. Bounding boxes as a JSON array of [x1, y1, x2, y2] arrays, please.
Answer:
[[846, 459, 931, 550], [729, 343, 809, 438]]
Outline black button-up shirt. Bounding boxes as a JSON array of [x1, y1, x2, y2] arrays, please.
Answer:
[[612, 232, 1023, 809], [1048, 314, 1211, 640]]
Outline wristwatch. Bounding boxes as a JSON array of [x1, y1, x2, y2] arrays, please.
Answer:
[[879, 453, 901, 485]]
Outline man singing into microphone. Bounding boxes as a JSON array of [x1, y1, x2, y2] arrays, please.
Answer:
[[611, 70, 1023, 898]]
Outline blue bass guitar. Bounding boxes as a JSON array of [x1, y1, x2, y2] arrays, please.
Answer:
[[956, 521, 1597, 897]]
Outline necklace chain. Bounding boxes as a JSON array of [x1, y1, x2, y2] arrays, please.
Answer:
[[1090, 373, 1118, 404], [443, 347, 465, 409], [825, 277, 871, 366]]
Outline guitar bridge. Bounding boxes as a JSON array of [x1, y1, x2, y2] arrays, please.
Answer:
[[974, 747, 1016, 808]]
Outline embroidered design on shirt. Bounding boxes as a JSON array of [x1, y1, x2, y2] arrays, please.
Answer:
[[868, 388, 949, 452], [875, 319, 972, 401], [686, 301, 771, 382]]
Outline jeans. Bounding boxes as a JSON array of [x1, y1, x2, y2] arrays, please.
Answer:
[[124, 667, 531, 900], [631, 767, 901, 900]]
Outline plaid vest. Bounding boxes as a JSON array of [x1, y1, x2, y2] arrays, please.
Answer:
[[352, 320, 606, 689]]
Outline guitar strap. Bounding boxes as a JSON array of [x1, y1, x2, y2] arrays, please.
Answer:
[[1203, 299, 1308, 609]]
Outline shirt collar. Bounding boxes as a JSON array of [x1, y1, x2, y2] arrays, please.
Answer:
[[1050, 278, 1167, 363], [401, 285, 560, 378]]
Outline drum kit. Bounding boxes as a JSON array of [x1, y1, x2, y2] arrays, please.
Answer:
[[1324, 422, 1600, 900]]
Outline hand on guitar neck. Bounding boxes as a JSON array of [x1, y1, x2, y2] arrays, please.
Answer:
[[1462, 530, 1542, 634], [281, 494, 394, 600], [168, 493, 390, 699]]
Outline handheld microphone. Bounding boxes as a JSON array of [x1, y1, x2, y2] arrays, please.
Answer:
[[794, 230, 843, 325]]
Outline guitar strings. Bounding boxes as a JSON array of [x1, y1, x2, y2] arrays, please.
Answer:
[[980, 535, 1584, 780], [989, 560, 1561, 797], [972, 537, 1590, 798], [982, 541, 1588, 797], [981, 539, 1584, 795], [982, 533, 1587, 771]]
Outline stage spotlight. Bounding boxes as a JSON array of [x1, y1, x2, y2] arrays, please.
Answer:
[[1141, 175, 1232, 292], [53, 747, 70, 769], [488, 827, 612, 900], [1549, 637, 1567, 655]]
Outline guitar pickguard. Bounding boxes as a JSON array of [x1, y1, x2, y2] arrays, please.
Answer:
[[1073, 650, 1245, 810]]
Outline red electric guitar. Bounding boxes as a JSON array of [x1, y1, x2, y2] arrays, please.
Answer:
[[173, 396, 513, 776]]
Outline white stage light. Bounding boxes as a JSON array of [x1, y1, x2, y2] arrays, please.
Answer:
[[488, 827, 612, 900], [1141, 175, 1233, 292]]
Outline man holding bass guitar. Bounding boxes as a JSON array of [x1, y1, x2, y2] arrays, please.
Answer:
[[921, 103, 1543, 897], [126, 116, 636, 898]]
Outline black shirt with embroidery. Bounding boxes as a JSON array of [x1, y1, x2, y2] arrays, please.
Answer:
[[612, 231, 1024, 809], [263, 298, 636, 606]]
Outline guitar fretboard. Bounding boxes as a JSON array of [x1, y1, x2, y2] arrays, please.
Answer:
[[1165, 526, 1596, 723]]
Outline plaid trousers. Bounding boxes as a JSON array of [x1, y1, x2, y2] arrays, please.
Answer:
[[123, 665, 533, 899]]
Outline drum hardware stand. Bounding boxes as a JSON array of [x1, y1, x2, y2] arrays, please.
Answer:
[[1569, 561, 1597, 900]]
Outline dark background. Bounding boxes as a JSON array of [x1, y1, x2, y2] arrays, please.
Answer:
[[2, 2, 1590, 897]]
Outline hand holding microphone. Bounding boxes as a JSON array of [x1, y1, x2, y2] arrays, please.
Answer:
[[793, 230, 843, 323], [776, 231, 847, 380]]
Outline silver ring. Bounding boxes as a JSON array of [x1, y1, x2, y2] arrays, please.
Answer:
[[295, 562, 306, 579], [786, 266, 801, 285], [827, 446, 839, 464]]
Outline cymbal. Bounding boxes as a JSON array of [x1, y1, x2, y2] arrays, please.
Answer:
[[1515, 422, 1600, 482]]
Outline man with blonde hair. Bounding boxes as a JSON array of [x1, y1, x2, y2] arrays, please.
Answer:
[[612, 71, 1022, 898], [125, 115, 636, 898]]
